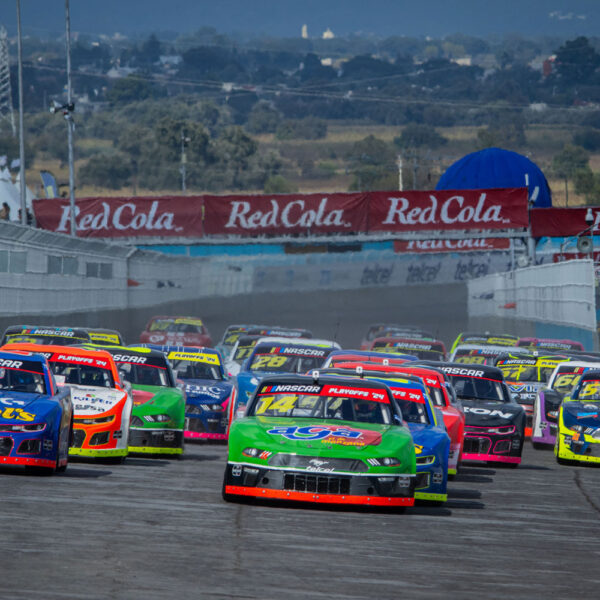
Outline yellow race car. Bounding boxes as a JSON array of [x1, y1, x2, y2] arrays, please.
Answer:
[[555, 369, 600, 466]]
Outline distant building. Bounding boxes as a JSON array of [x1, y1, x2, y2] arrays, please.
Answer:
[[322, 28, 334, 40], [301, 24, 308, 39]]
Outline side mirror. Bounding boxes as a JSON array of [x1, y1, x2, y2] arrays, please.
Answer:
[[54, 374, 66, 386]]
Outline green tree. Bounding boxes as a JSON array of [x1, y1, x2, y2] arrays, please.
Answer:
[[555, 37, 600, 85], [573, 129, 600, 152], [79, 152, 132, 190], [346, 135, 397, 191], [246, 102, 282, 134], [106, 75, 154, 105], [552, 144, 590, 206], [264, 175, 297, 194], [394, 124, 447, 149]]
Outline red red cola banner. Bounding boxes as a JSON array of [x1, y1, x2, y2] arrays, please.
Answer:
[[368, 188, 528, 232], [33, 188, 529, 238], [531, 207, 600, 238], [33, 196, 204, 238], [202, 192, 369, 235], [394, 238, 511, 253]]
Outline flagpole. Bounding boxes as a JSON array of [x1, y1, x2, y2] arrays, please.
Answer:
[[65, 0, 76, 236], [16, 0, 26, 225]]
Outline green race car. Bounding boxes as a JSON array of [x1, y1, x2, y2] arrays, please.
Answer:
[[224, 374, 416, 508], [84, 344, 185, 456]]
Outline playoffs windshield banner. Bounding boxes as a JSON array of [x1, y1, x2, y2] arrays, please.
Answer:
[[33, 188, 529, 238], [33, 196, 204, 238]]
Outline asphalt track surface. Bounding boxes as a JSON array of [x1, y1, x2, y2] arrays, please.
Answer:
[[1, 442, 599, 600]]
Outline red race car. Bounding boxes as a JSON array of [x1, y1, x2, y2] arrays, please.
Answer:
[[139, 316, 212, 348]]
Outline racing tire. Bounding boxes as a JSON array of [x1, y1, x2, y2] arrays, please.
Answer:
[[532, 441, 548, 450], [104, 456, 126, 465], [556, 456, 573, 466], [25, 465, 55, 476]]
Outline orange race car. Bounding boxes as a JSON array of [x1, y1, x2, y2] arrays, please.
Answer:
[[1, 343, 132, 461]]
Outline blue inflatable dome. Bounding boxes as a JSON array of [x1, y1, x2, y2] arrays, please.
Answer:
[[436, 147, 552, 208]]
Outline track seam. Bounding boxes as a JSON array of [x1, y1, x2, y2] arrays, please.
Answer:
[[574, 471, 600, 515]]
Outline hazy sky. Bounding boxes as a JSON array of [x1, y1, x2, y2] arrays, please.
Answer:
[[4, 0, 600, 39]]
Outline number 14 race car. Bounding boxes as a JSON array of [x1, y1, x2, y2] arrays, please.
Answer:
[[224, 375, 417, 507]]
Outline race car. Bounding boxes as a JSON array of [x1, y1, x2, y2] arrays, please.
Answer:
[[360, 324, 434, 350], [436, 363, 525, 466], [320, 367, 450, 503], [0, 350, 72, 473], [449, 344, 529, 365], [85, 345, 185, 456], [495, 353, 567, 437], [555, 369, 600, 465], [449, 332, 519, 355], [223, 374, 416, 507], [234, 338, 340, 413], [2, 343, 132, 461], [532, 361, 600, 449], [516, 338, 585, 352], [139, 316, 212, 348], [1, 325, 92, 346], [323, 350, 418, 367], [225, 327, 314, 377], [369, 336, 446, 361], [157, 345, 234, 441], [215, 325, 258, 362]]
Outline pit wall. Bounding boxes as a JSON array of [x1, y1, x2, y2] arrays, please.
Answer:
[[467, 259, 598, 350], [0, 220, 517, 345]]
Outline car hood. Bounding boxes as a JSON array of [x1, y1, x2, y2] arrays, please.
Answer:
[[461, 398, 524, 426], [0, 391, 50, 410], [562, 402, 600, 429], [68, 385, 127, 416], [229, 416, 412, 459], [408, 424, 447, 455], [184, 379, 233, 403], [131, 385, 183, 409]]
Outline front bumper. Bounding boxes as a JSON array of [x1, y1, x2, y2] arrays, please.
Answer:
[[224, 463, 415, 506], [69, 425, 128, 458], [128, 427, 184, 455], [414, 465, 447, 502], [184, 413, 228, 440], [0, 432, 58, 469], [462, 427, 522, 465], [556, 432, 600, 464]]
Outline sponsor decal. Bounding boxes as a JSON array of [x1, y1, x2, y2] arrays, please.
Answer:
[[112, 354, 147, 364], [464, 407, 513, 419], [321, 385, 387, 402], [89, 332, 120, 344], [267, 425, 382, 446], [185, 384, 223, 398], [260, 384, 322, 394], [52, 353, 109, 368], [499, 359, 537, 365], [0, 359, 24, 369], [0, 407, 35, 421], [278, 347, 327, 357], [168, 351, 220, 365], [25, 328, 75, 337], [441, 367, 485, 377], [0, 398, 26, 406], [306, 458, 335, 473]]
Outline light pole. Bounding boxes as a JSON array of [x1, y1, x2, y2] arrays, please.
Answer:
[[180, 130, 190, 192], [65, 0, 76, 236], [16, 0, 26, 225]]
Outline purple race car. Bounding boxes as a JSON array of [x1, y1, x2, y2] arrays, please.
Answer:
[[532, 361, 600, 449]]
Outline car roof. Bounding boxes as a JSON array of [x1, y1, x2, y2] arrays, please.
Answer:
[[253, 337, 340, 349], [423, 361, 505, 381]]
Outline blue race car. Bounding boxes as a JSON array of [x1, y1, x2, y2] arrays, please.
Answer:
[[234, 338, 340, 416], [321, 367, 450, 503], [141, 345, 235, 441], [0, 350, 73, 474]]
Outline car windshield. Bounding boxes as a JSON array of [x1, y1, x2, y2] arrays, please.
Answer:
[[575, 379, 600, 402], [394, 398, 429, 424], [373, 345, 443, 361], [233, 343, 258, 363], [4, 334, 87, 346], [171, 359, 222, 381], [51, 363, 115, 388], [149, 320, 203, 334], [248, 353, 325, 373], [249, 393, 392, 424], [553, 369, 584, 395], [448, 375, 506, 402], [117, 362, 170, 387], [0, 367, 46, 394], [498, 363, 557, 383]]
